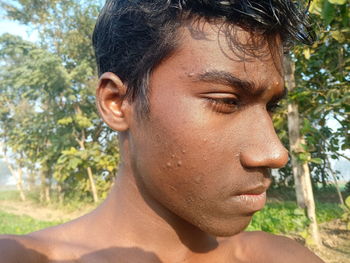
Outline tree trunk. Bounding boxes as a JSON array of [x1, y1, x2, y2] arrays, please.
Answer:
[[40, 171, 51, 203], [45, 183, 51, 203], [16, 168, 26, 201], [285, 60, 306, 208], [3, 156, 26, 201], [57, 183, 64, 205], [46, 171, 52, 203], [321, 174, 327, 189], [327, 157, 344, 206], [75, 125, 99, 203], [27, 171, 36, 192], [300, 142, 321, 248], [284, 56, 321, 247], [40, 172, 45, 203], [87, 167, 99, 203]]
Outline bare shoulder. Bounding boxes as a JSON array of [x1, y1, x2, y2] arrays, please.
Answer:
[[0, 221, 89, 262], [0, 218, 85, 263], [231, 231, 325, 263], [0, 234, 49, 262]]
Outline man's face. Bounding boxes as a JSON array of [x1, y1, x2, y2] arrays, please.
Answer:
[[127, 22, 289, 236]]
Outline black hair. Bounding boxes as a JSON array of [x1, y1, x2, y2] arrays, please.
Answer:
[[93, 0, 314, 114]]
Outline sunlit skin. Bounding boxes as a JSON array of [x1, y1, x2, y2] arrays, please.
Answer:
[[0, 21, 324, 263]]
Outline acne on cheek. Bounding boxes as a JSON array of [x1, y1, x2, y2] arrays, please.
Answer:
[[194, 174, 203, 184], [164, 160, 183, 168], [161, 153, 206, 191]]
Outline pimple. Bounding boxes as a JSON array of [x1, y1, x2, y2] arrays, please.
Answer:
[[166, 162, 172, 168], [187, 72, 195, 78], [198, 196, 205, 202], [273, 80, 282, 89], [177, 161, 182, 167], [185, 196, 195, 203], [194, 175, 203, 184]]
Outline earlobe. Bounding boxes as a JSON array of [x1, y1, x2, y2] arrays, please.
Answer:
[[96, 72, 130, 132]]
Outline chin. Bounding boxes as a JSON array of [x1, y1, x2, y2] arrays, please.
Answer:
[[198, 216, 252, 237]]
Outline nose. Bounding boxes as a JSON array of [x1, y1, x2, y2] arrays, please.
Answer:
[[239, 109, 289, 169]]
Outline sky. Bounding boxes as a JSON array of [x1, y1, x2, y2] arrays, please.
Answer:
[[0, 16, 349, 185], [0, 19, 38, 42]]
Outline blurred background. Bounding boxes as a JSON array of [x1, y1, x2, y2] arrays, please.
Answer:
[[0, 1, 349, 262]]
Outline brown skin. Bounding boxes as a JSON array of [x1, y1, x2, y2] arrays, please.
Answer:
[[0, 22, 324, 263]]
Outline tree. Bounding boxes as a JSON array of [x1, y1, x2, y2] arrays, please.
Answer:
[[274, 0, 349, 246], [293, 0, 349, 202], [284, 56, 321, 247], [0, 0, 119, 203]]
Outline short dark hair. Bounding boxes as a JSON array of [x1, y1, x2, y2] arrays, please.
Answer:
[[93, 0, 313, 114]]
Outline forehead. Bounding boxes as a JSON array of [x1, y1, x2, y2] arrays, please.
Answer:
[[168, 21, 284, 88]]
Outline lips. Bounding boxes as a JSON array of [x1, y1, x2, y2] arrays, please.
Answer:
[[232, 191, 267, 212], [229, 182, 270, 212], [238, 184, 269, 195]]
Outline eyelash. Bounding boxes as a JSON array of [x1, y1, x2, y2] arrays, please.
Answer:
[[206, 97, 239, 113], [206, 98, 282, 114]]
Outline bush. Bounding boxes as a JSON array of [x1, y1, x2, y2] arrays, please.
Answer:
[[345, 181, 350, 195], [247, 201, 343, 234]]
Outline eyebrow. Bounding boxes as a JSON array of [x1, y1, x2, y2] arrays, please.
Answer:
[[194, 70, 287, 101]]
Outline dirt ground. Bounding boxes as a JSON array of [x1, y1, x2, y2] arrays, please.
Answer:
[[311, 219, 350, 263], [0, 200, 349, 263], [0, 199, 94, 222]]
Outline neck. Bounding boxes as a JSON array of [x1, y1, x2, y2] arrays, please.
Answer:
[[93, 162, 218, 262]]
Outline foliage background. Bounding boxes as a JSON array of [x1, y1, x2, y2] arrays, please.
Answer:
[[0, 3, 349, 252], [0, 2, 349, 262]]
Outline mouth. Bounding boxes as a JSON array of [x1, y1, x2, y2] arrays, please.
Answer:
[[230, 184, 270, 212], [238, 184, 269, 195], [233, 191, 266, 211]]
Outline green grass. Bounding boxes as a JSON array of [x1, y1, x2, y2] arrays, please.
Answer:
[[0, 190, 21, 201], [0, 190, 345, 236], [247, 201, 343, 234], [0, 210, 63, 235]]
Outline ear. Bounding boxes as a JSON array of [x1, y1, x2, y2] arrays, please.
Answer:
[[96, 72, 131, 131]]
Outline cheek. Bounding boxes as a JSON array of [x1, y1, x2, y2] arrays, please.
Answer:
[[133, 112, 239, 210], [130, 96, 253, 235]]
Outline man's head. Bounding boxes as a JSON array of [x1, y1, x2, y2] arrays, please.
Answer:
[[93, 0, 313, 114], [94, 1, 312, 237]]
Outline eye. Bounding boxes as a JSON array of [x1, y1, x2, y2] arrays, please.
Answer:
[[205, 95, 239, 114]]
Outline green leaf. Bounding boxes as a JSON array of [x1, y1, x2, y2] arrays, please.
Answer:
[[303, 48, 311, 59], [331, 30, 346, 43], [345, 196, 350, 209], [322, 1, 336, 25], [328, 0, 346, 5], [309, 0, 323, 15], [310, 158, 323, 164], [293, 208, 305, 216], [57, 117, 73, 125], [69, 157, 82, 170], [75, 114, 93, 128]]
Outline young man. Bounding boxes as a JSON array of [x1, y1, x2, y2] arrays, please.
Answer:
[[0, 0, 325, 262]]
